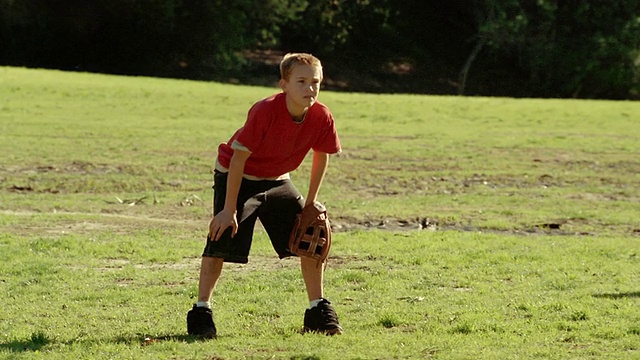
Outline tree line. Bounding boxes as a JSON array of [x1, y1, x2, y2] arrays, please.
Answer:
[[1, 0, 639, 99]]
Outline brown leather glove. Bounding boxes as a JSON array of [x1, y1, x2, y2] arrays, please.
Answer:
[[288, 202, 332, 266]]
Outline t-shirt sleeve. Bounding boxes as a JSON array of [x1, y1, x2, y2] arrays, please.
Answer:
[[313, 113, 341, 154], [234, 103, 269, 152], [231, 140, 251, 153]]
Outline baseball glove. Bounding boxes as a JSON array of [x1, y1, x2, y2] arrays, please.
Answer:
[[289, 201, 332, 266]]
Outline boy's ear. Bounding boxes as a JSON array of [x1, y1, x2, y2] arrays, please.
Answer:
[[278, 78, 287, 92]]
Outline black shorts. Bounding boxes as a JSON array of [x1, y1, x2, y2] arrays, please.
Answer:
[[202, 171, 305, 263]]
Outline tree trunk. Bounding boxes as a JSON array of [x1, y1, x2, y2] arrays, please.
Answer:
[[458, 37, 485, 95]]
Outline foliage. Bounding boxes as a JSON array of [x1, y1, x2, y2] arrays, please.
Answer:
[[280, 0, 398, 59], [0, 0, 254, 77], [471, 0, 640, 98]]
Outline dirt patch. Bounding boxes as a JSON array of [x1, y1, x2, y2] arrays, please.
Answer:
[[92, 255, 306, 274], [331, 216, 436, 232], [0, 210, 204, 237], [329, 216, 607, 236], [1, 210, 637, 238], [0, 161, 135, 176]]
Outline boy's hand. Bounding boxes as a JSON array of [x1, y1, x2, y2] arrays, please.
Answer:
[[208, 209, 238, 241]]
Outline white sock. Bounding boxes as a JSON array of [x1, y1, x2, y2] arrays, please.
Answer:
[[308, 299, 323, 309], [196, 301, 211, 309]]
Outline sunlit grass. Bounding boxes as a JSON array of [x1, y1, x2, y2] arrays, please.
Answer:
[[1, 67, 639, 359]]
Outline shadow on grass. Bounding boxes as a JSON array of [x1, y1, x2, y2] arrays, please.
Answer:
[[592, 291, 640, 299], [116, 333, 211, 345], [0, 332, 50, 352], [0, 332, 207, 353]]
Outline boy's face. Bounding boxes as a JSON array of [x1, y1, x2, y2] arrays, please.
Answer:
[[280, 63, 323, 116]]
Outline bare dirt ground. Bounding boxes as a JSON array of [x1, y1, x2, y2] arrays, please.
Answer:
[[0, 208, 603, 239]]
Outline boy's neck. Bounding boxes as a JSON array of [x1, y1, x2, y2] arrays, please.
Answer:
[[291, 111, 307, 123], [284, 94, 308, 118]]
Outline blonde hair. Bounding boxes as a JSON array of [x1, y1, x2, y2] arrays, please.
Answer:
[[279, 53, 323, 81]]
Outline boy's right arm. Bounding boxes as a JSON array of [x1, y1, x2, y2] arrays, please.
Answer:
[[208, 149, 251, 241]]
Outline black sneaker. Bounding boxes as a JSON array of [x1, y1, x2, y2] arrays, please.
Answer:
[[187, 305, 217, 338], [302, 299, 343, 335]]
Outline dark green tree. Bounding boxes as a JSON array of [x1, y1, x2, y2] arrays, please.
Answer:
[[0, 0, 260, 78], [468, 0, 640, 98]]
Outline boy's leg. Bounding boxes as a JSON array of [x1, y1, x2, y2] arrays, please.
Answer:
[[258, 179, 342, 335], [187, 255, 222, 338], [188, 171, 260, 338], [198, 256, 224, 302], [300, 257, 323, 301], [300, 257, 342, 335]]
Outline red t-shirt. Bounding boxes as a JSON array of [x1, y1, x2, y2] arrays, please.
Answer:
[[217, 93, 341, 178]]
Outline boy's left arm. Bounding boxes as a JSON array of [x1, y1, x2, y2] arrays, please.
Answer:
[[306, 151, 330, 206]]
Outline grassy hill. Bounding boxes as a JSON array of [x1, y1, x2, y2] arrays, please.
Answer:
[[1, 67, 638, 359]]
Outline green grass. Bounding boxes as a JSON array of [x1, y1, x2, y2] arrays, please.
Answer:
[[1, 66, 639, 359]]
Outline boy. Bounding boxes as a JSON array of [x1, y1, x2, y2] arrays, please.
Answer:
[[186, 53, 343, 338]]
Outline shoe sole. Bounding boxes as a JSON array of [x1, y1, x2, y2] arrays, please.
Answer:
[[302, 326, 343, 336], [188, 331, 217, 339]]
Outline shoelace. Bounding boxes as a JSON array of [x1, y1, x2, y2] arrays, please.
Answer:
[[318, 305, 339, 323]]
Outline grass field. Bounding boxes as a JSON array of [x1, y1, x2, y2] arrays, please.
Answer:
[[0, 66, 639, 359]]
